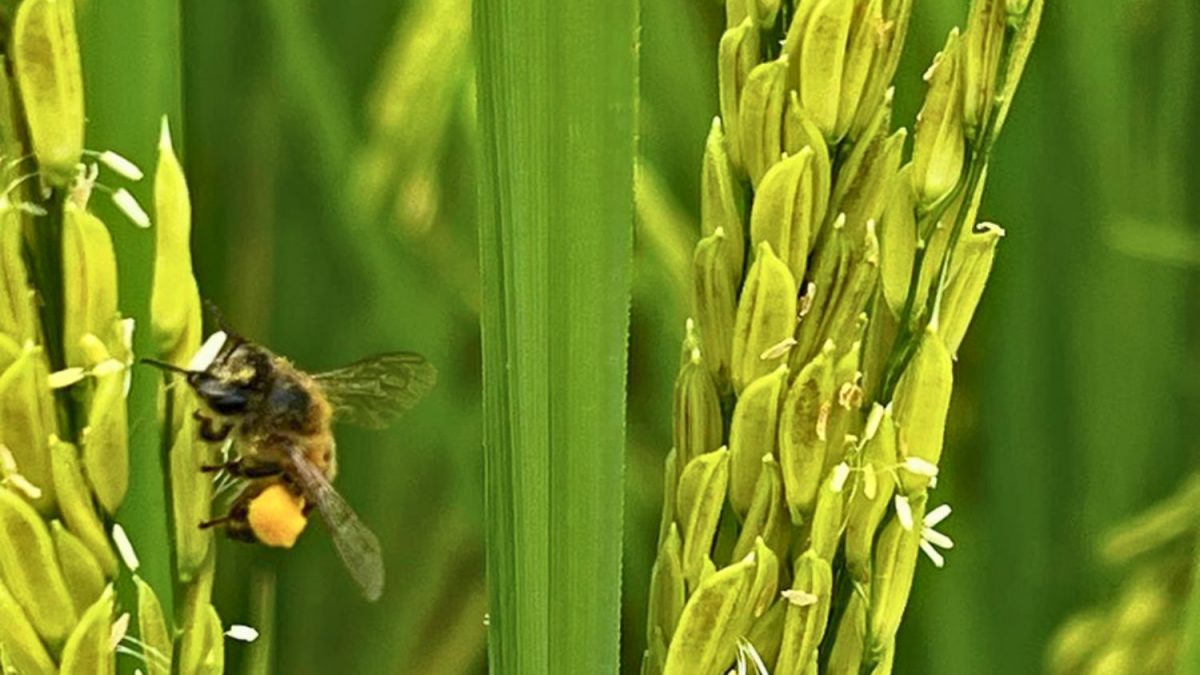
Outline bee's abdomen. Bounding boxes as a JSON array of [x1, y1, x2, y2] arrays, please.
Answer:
[[302, 434, 337, 479]]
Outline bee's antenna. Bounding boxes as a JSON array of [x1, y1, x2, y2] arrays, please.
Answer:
[[203, 299, 233, 332], [202, 299, 246, 350], [139, 358, 193, 375]]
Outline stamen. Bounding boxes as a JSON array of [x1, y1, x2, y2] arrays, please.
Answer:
[[111, 188, 151, 228], [0, 444, 43, 500], [925, 504, 952, 527], [903, 457, 939, 477], [119, 634, 172, 668], [863, 467, 878, 500], [830, 462, 851, 493], [781, 589, 818, 606], [894, 495, 914, 531], [48, 367, 86, 388], [95, 150, 144, 181], [189, 331, 229, 371], [919, 539, 946, 568], [742, 639, 768, 675], [922, 527, 954, 550], [112, 523, 141, 571], [110, 612, 131, 649], [862, 403, 886, 441], [225, 624, 260, 642], [4, 473, 42, 500], [2, 153, 35, 172], [92, 358, 125, 378], [759, 336, 797, 360], [115, 642, 172, 672], [3, 170, 45, 201], [14, 201, 47, 216]]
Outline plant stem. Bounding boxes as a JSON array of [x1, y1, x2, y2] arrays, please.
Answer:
[[878, 136, 991, 402], [475, 0, 638, 672], [241, 567, 276, 675]]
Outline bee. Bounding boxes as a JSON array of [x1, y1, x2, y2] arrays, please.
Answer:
[[146, 328, 436, 601]]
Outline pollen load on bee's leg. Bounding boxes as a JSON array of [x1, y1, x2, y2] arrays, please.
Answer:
[[246, 482, 309, 548]]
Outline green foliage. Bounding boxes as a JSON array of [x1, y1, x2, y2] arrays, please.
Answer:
[[1, 0, 1181, 673]]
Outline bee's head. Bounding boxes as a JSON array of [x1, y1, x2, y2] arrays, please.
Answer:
[[141, 331, 275, 417], [188, 339, 273, 416]]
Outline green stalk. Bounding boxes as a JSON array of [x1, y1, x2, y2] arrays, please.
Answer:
[[877, 144, 985, 401], [241, 568, 276, 675], [1165, 521, 1200, 675], [475, 1, 637, 672], [75, 0, 182, 622]]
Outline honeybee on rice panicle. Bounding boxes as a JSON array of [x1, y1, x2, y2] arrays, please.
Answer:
[[146, 328, 436, 601]]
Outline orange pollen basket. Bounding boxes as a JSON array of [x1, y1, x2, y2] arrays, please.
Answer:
[[247, 483, 309, 548]]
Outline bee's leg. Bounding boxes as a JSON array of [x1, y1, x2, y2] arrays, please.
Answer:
[[198, 482, 259, 541], [200, 456, 284, 478], [198, 514, 233, 529], [194, 411, 233, 442], [198, 512, 258, 542], [199, 460, 237, 474], [239, 461, 286, 478]]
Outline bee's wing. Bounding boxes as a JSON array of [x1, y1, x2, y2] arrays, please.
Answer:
[[313, 352, 436, 429], [284, 446, 385, 601]]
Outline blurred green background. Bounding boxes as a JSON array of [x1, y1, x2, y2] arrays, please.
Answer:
[[104, 0, 1198, 672]]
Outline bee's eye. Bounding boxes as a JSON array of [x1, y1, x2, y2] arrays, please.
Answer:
[[191, 374, 250, 415], [209, 391, 249, 415]]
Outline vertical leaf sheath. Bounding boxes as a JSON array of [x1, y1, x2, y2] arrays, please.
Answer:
[[475, 1, 637, 673]]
